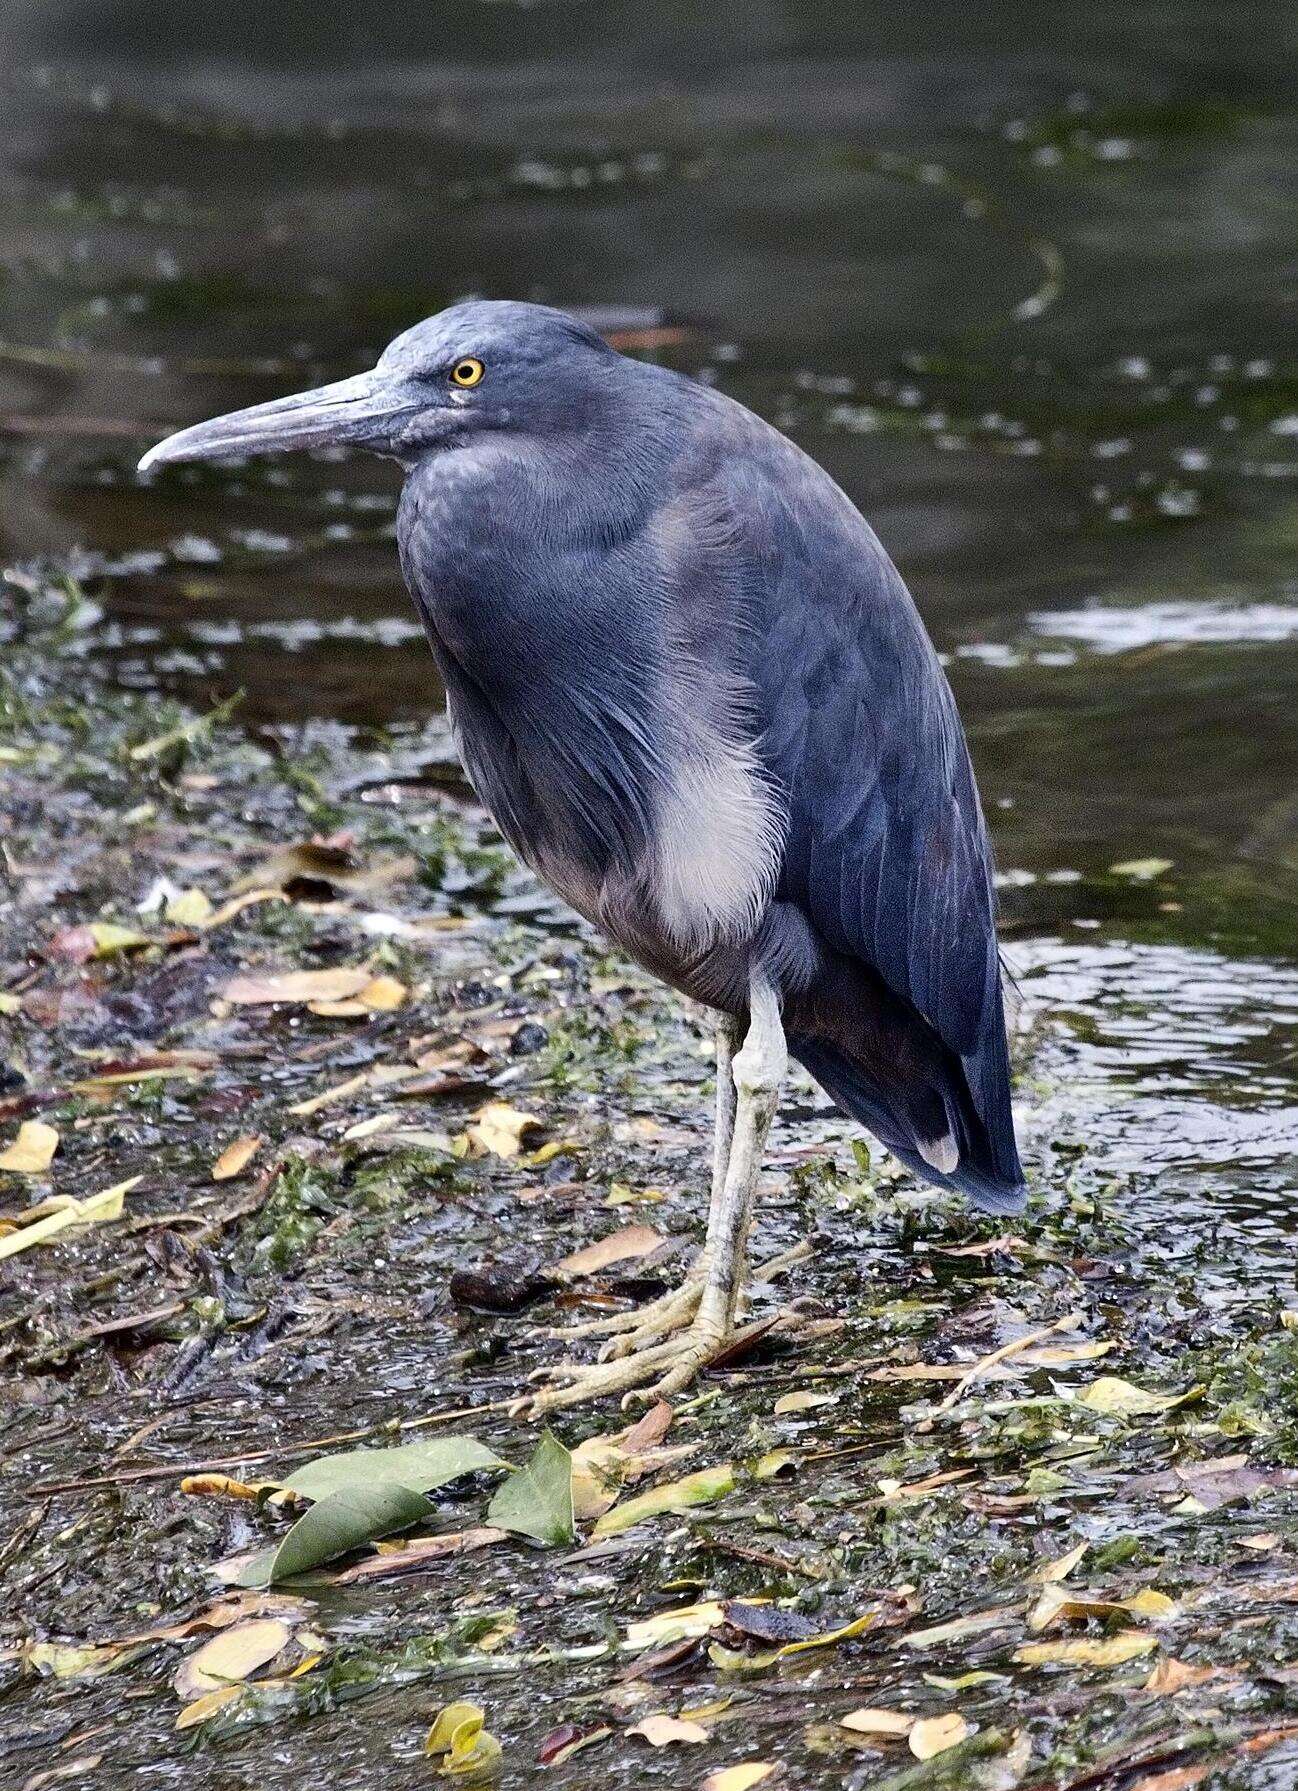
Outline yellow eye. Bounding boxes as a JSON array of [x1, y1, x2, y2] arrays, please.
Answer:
[[451, 356, 484, 388]]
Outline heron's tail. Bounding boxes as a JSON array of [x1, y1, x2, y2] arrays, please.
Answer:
[[787, 1033, 1027, 1216]]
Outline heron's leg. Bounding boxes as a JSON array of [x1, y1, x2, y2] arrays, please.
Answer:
[[518, 977, 786, 1416], [647, 973, 786, 1393], [536, 1012, 740, 1351]]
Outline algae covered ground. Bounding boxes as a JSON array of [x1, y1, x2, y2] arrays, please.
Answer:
[[4, 568, 1298, 1791]]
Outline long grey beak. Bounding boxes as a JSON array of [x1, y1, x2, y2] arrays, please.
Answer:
[[138, 369, 405, 474]]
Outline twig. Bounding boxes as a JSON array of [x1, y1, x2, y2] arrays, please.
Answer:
[[934, 1310, 1084, 1414]]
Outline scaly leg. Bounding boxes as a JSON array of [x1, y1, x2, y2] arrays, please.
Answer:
[[517, 976, 786, 1415], [533, 1013, 739, 1355]]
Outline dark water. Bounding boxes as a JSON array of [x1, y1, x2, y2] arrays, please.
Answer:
[[3, 1, 1298, 1258]]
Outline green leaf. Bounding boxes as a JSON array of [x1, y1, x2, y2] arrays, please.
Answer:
[[237, 1483, 434, 1586], [486, 1430, 575, 1546], [283, 1435, 507, 1502]]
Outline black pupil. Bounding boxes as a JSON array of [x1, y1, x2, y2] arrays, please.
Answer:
[[458, 363, 474, 379]]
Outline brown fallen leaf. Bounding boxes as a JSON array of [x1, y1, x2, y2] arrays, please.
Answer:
[[1028, 1584, 1176, 1632], [1143, 1657, 1224, 1694], [1127, 1768, 1211, 1791], [172, 1617, 291, 1699], [211, 1135, 264, 1182], [0, 1120, 59, 1174], [331, 1527, 507, 1582], [908, 1713, 970, 1760], [180, 1473, 271, 1502], [555, 1223, 664, 1277], [628, 1713, 709, 1746], [222, 967, 372, 1006]]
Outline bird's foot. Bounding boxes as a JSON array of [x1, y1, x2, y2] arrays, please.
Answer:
[[539, 1267, 708, 1358], [511, 1310, 732, 1418]]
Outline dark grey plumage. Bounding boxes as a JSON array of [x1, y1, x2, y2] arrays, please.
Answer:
[[141, 298, 1024, 1292]]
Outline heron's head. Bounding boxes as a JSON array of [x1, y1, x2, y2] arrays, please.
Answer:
[[137, 300, 622, 476]]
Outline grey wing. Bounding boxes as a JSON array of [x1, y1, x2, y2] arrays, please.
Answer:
[[743, 464, 1022, 1199]]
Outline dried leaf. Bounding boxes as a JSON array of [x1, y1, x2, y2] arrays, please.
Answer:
[[623, 1602, 726, 1652], [165, 887, 214, 927], [1014, 1629, 1159, 1668], [628, 1714, 709, 1746], [180, 1473, 270, 1502], [175, 1685, 244, 1730], [702, 1766, 777, 1791], [773, 1390, 836, 1415], [840, 1708, 912, 1738], [358, 973, 408, 1011], [1078, 1377, 1194, 1417], [1143, 1657, 1222, 1694], [0, 1120, 59, 1174], [0, 1176, 138, 1259], [1037, 1541, 1089, 1583], [466, 1100, 543, 1158], [222, 967, 372, 1006], [909, 1713, 971, 1760], [211, 1134, 264, 1182], [554, 1223, 664, 1277], [1028, 1584, 1175, 1632], [172, 1618, 290, 1699]]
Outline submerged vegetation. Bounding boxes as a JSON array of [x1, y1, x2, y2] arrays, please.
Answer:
[[3, 568, 1298, 1788]]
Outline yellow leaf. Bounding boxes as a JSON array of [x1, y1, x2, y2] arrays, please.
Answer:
[[211, 1135, 264, 1182], [0, 1120, 59, 1174], [165, 888, 214, 927], [179, 1473, 270, 1501], [773, 1390, 836, 1415], [1020, 1340, 1114, 1366], [909, 1713, 970, 1760], [175, 1685, 243, 1730], [702, 1766, 778, 1791], [172, 1618, 291, 1699], [427, 1703, 484, 1754], [1014, 1629, 1159, 1668], [25, 1641, 133, 1680], [221, 967, 372, 1006], [775, 1613, 873, 1657], [628, 1713, 709, 1746], [623, 1602, 726, 1652], [0, 1176, 138, 1259], [1078, 1376, 1192, 1417], [597, 1464, 737, 1537], [840, 1708, 912, 1738], [1028, 1584, 1176, 1632], [88, 921, 151, 956], [466, 1100, 542, 1158], [1037, 1541, 1089, 1583], [425, 1701, 503, 1776], [359, 974, 408, 1011]]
